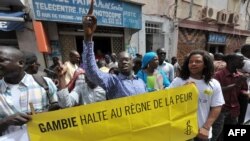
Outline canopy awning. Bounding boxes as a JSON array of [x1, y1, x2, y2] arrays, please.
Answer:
[[0, 12, 25, 31]]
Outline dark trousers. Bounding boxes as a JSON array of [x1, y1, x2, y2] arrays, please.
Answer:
[[238, 95, 249, 124], [211, 110, 238, 141]]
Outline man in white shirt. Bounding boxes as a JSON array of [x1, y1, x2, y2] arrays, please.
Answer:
[[157, 48, 175, 82]]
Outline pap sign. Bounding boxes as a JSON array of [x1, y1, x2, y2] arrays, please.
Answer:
[[0, 12, 25, 31]]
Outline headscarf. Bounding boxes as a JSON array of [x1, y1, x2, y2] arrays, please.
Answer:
[[141, 52, 157, 69]]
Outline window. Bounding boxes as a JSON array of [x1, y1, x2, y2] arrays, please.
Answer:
[[145, 22, 164, 52]]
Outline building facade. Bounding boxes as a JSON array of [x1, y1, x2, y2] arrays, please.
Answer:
[[176, 0, 250, 63]]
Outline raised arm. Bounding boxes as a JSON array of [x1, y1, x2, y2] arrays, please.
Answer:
[[82, 0, 115, 91]]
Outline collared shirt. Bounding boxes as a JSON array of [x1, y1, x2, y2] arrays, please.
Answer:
[[58, 74, 106, 107], [214, 68, 248, 117], [0, 74, 58, 135], [82, 41, 147, 99], [158, 61, 174, 82]]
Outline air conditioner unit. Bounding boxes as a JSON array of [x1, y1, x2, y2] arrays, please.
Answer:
[[217, 11, 229, 24], [228, 13, 240, 26], [201, 7, 217, 21]]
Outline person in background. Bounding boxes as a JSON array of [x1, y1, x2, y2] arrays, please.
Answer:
[[97, 59, 109, 73], [104, 54, 111, 68], [45, 56, 60, 79], [109, 67, 119, 75], [133, 57, 142, 75], [137, 52, 170, 92], [82, 0, 147, 99], [212, 54, 250, 141], [22, 51, 41, 75], [95, 49, 104, 61], [57, 50, 80, 88], [0, 46, 59, 135], [57, 73, 106, 108], [171, 56, 181, 77], [213, 53, 226, 73], [241, 44, 250, 59], [169, 50, 225, 141], [109, 53, 118, 68], [157, 48, 175, 82]]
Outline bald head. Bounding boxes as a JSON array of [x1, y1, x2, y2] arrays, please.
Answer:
[[0, 46, 26, 83], [69, 50, 80, 65], [0, 46, 25, 62]]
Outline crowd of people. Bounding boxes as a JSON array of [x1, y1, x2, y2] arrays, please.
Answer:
[[1, 1, 250, 141]]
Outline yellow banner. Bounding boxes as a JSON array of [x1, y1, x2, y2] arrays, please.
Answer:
[[27, 84, 198, 141]]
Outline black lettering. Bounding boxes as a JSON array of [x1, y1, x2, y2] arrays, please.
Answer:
[[46, 122, 54, 132], [61, 119, 68, 129], [51, 120, 62, 130], [71, 117, 78, 127], [38, 123, 47, 133], [80, 115, 88, 125], [124, 105, 130, 115]]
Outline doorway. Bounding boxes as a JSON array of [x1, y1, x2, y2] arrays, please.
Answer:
[[206, 44, 225, 54], [75, 36, 112, 57]]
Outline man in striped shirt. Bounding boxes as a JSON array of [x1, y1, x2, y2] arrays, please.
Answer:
[[0, 46, 58, 135]]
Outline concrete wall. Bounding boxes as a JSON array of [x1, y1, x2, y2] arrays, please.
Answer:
[[133, 14, 175, 59], [177, 0, 248, 31]]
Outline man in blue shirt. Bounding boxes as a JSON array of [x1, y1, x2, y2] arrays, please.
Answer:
[[82, 0, 147, 99]]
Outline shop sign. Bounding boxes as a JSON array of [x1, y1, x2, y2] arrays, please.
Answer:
[[208, 33, 227, 44], [32, 0, 142, 29], [0, 12, 25, 31]]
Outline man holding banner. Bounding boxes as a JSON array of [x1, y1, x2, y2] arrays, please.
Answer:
[[169, 50, 225, 140], [82, 0, 147, 99]]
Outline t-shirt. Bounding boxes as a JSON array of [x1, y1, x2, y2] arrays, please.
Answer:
[[169, 77, 225, 139]]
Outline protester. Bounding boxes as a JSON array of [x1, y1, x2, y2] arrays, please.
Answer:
[[213, 53, 226, 73], [241, 44, 250, 59], [109, 53, 118, 68], [57, 50, 80, 88], [0, 46, 59, 135], [137, 52, 170, 91], [82, 0, 147, 99], [212, 53, 250, 141], [58, 72, 106, 108], [97, 59, 109, 73], [133, 57, 142, 75], [241, 44, 250, 73], [171, 56, 181, 77], [157, 48, 175, 82], [169, 50, 225, 140], [45, 56, 60, 79], [23, 51, 41, 74]]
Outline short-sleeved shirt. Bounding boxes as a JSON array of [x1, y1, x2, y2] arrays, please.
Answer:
[[0, 74, 58, 135], [214, 68, 248, 117], [169, 77, 225, 138]]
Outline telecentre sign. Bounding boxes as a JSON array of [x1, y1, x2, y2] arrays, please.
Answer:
[[31, 0, 142, 29]]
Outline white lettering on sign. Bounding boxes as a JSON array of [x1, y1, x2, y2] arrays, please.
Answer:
[[34, 2, 77, 13], [73, 0, 88, 5], [228, 129, 246, 136], [0, 22, 7, 29]]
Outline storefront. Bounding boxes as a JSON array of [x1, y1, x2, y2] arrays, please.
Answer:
[[177, 20, 249, 64], [30, 0, 142, 62]]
